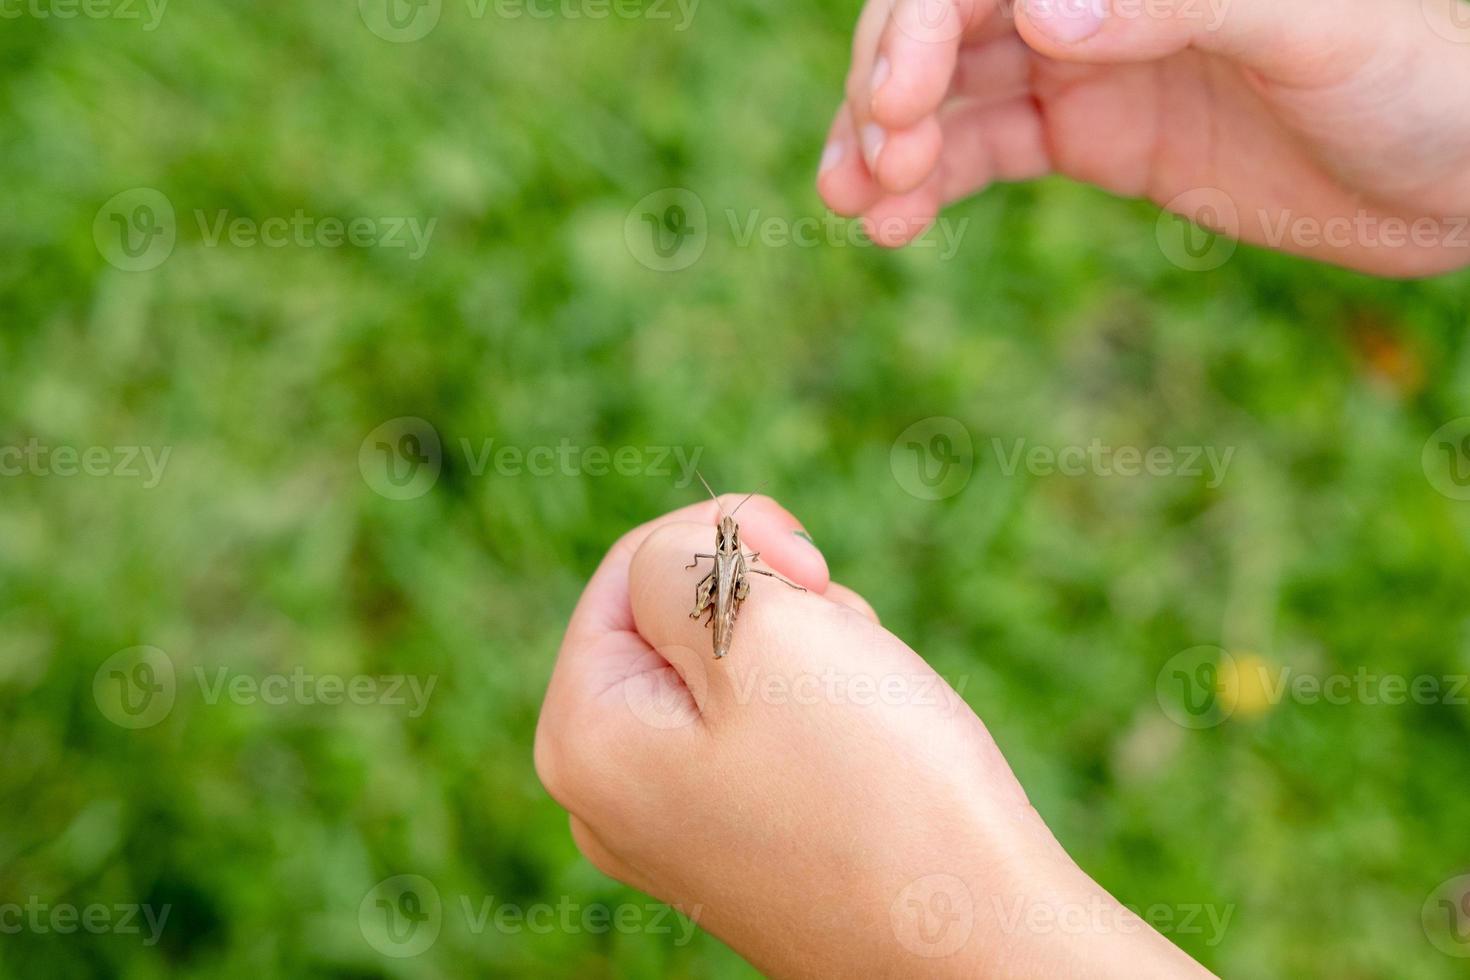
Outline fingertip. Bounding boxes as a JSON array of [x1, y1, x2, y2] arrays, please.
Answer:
[[817, 105, 882, 217], [869, 44, 957, 132], [824, 582, 881, 625], [861, 184, 941, 248], [872, 116, 943, 195], [721, 495, 830, 592]]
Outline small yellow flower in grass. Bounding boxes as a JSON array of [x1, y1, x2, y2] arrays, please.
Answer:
[[1216, 651, 1277, 720]]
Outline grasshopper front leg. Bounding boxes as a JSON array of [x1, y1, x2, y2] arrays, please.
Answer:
[[685, 553, 715, 570]]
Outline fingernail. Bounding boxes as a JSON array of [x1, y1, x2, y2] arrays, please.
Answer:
[[870, 55, 891, 105], [1026, 0, 1106, 44], [819, 140, 845, 175], [860, 123, 886, 171]]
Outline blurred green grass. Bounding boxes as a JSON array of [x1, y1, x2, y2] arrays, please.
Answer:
[[2, 0, 1470, 976]]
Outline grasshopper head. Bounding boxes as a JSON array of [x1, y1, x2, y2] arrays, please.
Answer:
[[716, 515, 741, 556]]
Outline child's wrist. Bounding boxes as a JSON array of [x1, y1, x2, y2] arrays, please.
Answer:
[[874, 823, 1215, 978]]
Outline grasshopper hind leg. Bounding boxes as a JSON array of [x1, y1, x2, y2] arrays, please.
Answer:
[[747, 565, 807, 592], [690, 570, 716, 622]]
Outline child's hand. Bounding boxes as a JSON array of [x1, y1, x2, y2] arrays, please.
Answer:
[[536, 496, 1213, 978], [817, 0, 1470, 276]]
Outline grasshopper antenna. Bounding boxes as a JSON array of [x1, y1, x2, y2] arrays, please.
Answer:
[[695, 470, 725, 516], [729, 482, 769, 517]]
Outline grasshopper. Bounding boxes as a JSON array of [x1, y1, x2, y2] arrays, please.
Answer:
[[686, 474, 806, 659]]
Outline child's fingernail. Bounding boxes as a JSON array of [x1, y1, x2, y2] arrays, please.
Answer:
[[819, 140, 845, 175], [1026, 0, 1106, 44], [860, 123, 886, 171], [794, 529, 817, 548], [870, 55, 891, 105]]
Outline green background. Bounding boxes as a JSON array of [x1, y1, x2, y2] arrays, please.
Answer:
[[3, 0, 1470, 976]]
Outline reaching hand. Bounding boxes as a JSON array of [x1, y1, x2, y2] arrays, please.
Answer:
[[817, 0, 1470, 276]]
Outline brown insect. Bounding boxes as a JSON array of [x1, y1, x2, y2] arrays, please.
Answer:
[[686, 474, 806, 659]]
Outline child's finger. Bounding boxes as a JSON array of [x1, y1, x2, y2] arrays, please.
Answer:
[[861, 176, 944, 248], [938, 95, 1051, 204], [817, 104, 883, 217], [843, 0, 903, 179], [868, 116, 944, 196], [949, 34, 1034, 105], [870, 0, 998, 132]]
